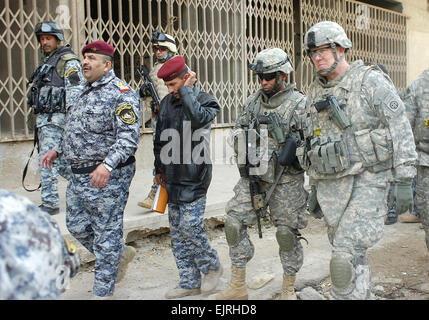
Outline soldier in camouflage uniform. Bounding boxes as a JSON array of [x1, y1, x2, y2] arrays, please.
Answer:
[[41, 41, 140, 299], [300, 21, 417, 300], [138, 30, 177, 209], [0, 189, 79, 300], [209, 48, 308, 300], [154, 56, 222, 299], [404, 68, 429, 249], [28, 21, 84, 215]]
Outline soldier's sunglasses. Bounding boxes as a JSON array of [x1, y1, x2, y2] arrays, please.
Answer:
[[153, 46, 168, 52], [257, 73, 277, 81]]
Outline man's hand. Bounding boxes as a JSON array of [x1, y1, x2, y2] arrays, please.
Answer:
[[89, 164, 111, 189], [154, 173, 166, 186], [40, 150, 58, 170], [184, 71, 197, 87]]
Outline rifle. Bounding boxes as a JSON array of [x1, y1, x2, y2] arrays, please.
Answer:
[[136, 65, 161, 117], [238, 117, 266, 239]]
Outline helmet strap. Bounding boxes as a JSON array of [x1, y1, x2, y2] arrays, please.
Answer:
[[315, 43, 344, 77], [158, 51, 174, 63]]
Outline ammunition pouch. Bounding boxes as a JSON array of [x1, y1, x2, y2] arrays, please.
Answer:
[[354, 128, 393, 173], [307, 135, 351, 174]]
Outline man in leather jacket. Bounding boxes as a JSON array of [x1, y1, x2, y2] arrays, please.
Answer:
[[154, 55, 223, 299]]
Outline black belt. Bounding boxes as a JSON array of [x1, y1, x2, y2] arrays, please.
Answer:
[[71, 156, 136, 174]]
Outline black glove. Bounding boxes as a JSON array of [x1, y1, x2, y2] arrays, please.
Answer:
[[139, 83, 151, 98], [389, 180, 414, 215]]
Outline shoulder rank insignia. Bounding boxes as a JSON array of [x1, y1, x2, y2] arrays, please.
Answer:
[[117, 81, 131, 93], [115, 103, 137, 125]]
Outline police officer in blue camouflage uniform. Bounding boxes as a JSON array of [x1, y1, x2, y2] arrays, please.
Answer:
[[41, 41, 140, 299], [154, 56, 222, 299], [0, 189, 79, 300], [28, 21, 84, 215]]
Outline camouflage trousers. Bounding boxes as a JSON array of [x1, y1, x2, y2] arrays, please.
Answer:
[[316, 170, 388, 300], [168, 196, 221, 289], [415, 166, 429, 250], [38, 124, 71, 209], [225, 174, 308, 275], [65, 162, 135, 297]]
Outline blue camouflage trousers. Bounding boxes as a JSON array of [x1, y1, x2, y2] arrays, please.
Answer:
[[66, 163, 135, 297], [38, 124, 71, 209], [168, 196, 221, 289]]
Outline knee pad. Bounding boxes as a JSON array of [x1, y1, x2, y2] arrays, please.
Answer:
[[330, 256, 353, 289], [276, 226, 295, 252], [225, 216, 242, 247]]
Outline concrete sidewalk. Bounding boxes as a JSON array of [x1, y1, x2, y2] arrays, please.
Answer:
[[9, 163, 240, 263]]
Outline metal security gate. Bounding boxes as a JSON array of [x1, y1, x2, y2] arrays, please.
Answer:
[[0, 0, 407, 142]]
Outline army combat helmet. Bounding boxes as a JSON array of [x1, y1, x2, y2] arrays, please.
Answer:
[[152, 30, 177, 63], [304, 21, 352, 75], [35, 21, 64, 42], [249, 48, 293, 96], [249, 48, 293, 75]]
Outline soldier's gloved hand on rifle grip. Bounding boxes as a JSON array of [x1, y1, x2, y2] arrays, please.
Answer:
[[389, 180, 414, 215], [308, 185, 323, 219], [139, 83, 151, 98]]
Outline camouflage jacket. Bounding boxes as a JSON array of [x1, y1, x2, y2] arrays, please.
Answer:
[[234, 83, 306, 183], [299, 60, 417, 182], [0, 189, 79, 300], [60, 69, 141, 169]]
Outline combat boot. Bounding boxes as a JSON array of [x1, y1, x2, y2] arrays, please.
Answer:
[[208, 266, 247, 300], [116, 246, 136, 283], [280, 274, 297, 300], [201, 265, 223, 293], [138, 188, 157, 209], [399, 211, 421, 223]]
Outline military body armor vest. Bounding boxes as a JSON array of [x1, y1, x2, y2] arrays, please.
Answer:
[[27, 46, 76, 115], [239, 87, 305, 183], [299, 62, 394, 180]]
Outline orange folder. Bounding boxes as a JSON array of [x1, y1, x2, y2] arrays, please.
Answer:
[[152, 184, 168, 214]]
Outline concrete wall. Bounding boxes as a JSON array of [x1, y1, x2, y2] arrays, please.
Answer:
[[402, 0, 429, 85]]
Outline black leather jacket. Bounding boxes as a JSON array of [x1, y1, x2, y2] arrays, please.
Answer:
[[154, 86, 220, 204]]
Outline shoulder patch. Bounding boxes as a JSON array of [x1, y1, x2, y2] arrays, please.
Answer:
[[115, 103, 137, 125], [116, 81, 131, 93], [65, 66, 79, 78]]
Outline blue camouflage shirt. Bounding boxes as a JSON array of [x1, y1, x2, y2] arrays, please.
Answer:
[[60, 69, 141, 168]]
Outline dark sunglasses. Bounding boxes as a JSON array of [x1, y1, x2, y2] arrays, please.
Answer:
[[153, 46, 168, 52], [257, 73, 277, 81]]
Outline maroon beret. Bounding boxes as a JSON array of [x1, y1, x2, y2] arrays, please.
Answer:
[[157, 56, 188, 81], [82, 40, 115, 57]]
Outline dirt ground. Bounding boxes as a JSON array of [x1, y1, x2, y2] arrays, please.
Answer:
[[61, 214, 429, 301]]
